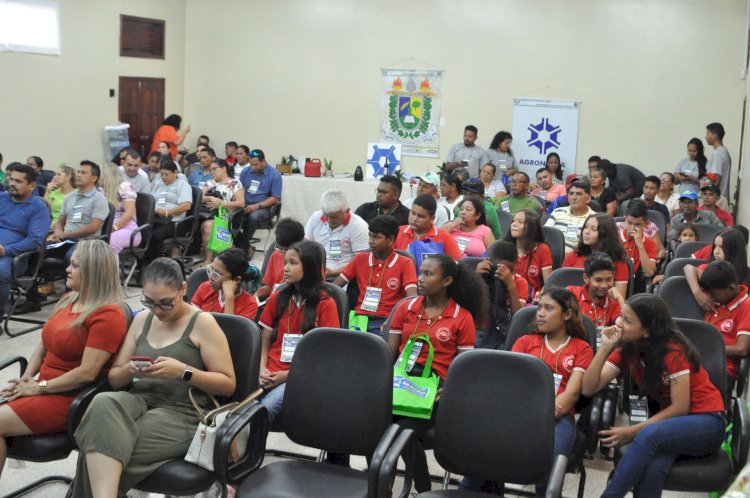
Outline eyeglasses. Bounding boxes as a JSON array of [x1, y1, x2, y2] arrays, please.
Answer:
[[206, 264, 223, 280], [140, 296, 176, 311]]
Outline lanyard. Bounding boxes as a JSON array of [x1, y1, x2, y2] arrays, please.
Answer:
[[367, 252, 392, 289], [286, 296, 304, 333], [413, 300, 450, 336], [539, 335, 571, 374], [588, 290, 609, 327]]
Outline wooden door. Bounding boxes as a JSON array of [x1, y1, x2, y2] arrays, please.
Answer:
[[119, 77, 165, 157]]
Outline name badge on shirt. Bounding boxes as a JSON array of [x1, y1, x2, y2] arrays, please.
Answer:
[[248, 179, 261, 194], [72, 204, 84, 222], [456, 236, 471, 255], [499, 160, 508, 172], [595, 326, 604, 348], [629, 395, 649, 424], [330, 239, 342, 259], [553, 372, 563, 395], [280, 334, 303, 363], [565, 225, 579, 241], [361, 286, 382, 313], [157, 192, 167, 207], [396, 341, 423, 373], [500, 200, 511, 213]]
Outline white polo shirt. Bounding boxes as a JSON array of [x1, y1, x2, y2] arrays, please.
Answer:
[[304, 210, 369, 270]]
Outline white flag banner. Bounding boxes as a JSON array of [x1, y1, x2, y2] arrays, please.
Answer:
[[511, 99, 580, 179]]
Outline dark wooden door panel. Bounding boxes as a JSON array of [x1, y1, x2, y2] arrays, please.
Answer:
[[118, 76, 165, 157]]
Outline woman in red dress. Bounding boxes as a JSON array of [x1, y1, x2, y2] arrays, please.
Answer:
[[0, 240, 127, 477]]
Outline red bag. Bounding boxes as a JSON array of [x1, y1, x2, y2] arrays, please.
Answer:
[[305, 158, 322, 177]]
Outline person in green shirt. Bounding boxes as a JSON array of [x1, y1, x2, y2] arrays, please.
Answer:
[[43, 165, 77, 224], [0, 151, 5, 187], [457, 178, 502, 239], [495, 171, 542, 216]]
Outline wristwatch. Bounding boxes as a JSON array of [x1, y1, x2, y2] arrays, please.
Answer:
[[181, 364, 193, 382], [38, 380, 48, 394]]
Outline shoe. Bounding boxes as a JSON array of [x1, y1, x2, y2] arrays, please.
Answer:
[[247, 246, 258, 260], [15, 301, 41, 315], [37, 281, 56, 296]]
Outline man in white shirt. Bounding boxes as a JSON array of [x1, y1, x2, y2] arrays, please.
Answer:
[[305, 189, 369, 278], [706, 122, 732, 199], [444, 125, 485, 177], [545, 180, 595, 254]]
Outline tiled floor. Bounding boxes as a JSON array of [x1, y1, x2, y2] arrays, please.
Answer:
[[0, 247, 709, 497]]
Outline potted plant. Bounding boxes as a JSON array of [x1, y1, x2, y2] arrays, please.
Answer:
[[323, 158, 334, 177], [276, 155, 297, 175]]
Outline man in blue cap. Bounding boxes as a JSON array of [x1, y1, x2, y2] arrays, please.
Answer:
[[667, 190, 724, 243]]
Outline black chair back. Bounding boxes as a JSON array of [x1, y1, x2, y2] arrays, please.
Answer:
[[657, 277, 704, 320], [185, 186, 203, 239], [99, 203, 116, 244], [459, 256, 483, 273], [588, 199, 603, 212], [541, 226, 565, 270], [544, 267, 585, 289], [322, 282, 349, 328], [674, 318, 727, 407], [433, 350, 554, 484], [624, 257, 635, 298], [663, 258, 709, 280], [504, 305, 597, 352], [674, 241, 711, 260], [122, 302, 134, 329], [496, 208, 513, 237], [282, 328, 393, 456], [211, 313, 262, 401], [186, 267, 209, 302], [381, 296, 417, 340], [134, 192, 156, 249], [260, 241, 278, 277], [694, 223, 723, 243]]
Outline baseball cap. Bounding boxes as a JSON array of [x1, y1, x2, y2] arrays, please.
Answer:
[[704, 172, 719, 185], [462, 177, 485, 195], [700, 184, 721, 195], [679, 191, 699, 201], [415, 172, 440, 188]]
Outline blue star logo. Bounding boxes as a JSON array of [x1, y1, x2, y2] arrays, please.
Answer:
[[367, 145, 400, 177], [527, 118, 562, 155]]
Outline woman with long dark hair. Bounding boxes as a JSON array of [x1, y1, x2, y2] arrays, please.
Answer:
[[675, 137, 706, 192], [486, 131, 518, 185], [546, 152, 564, 183], [150, 114, 191, 160], [583, 294, 725, 497], [503, 208, 552, 298]]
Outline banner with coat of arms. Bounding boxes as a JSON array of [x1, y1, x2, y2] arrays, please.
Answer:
[[380, 68, 443, 158]]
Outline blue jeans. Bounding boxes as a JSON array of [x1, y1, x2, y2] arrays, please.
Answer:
[[260, 382, 286, 424], [603, 412, 725, 498], [366, 316, 386, 336], [460, 414, 577, 496], [0, 256, 15, 319]]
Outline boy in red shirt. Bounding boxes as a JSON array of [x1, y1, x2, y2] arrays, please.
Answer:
[[256, 218, 305, 301], [394, 194, 462, 263], [335, 215, 417, 335], [699, 260, 750, 386], [567, 252, 624, 346], [619, 200, 657, 293]]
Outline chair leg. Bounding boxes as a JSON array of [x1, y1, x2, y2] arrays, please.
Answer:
[[122, 259, 140, 298], [3, 291, 45, 338], [4, 474, 73, 498], [577, 464, 586, 498], [441, 470, 451, 490]]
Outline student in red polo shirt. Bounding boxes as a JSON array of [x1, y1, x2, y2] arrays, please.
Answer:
[[258, 240, 340, 424], [191, 248, 259, 320], [335, 215, 417, 335], [686, 228, 750, 313], [699, 261, 750, 387], [394, 194, 462, 264], [502, 208, 552, 299], [567, 252, 625, 344], [388, 253, 488, 493], [256, 218, 305, 301], [583, 294, 725, 498], [563, 213, 629, 297], [618, 200, 657, 293], [463, 287, 593, 495]]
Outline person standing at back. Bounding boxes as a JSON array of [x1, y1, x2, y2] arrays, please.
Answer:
[[706, 122, 731, 199], [444, 125, 485, 177]]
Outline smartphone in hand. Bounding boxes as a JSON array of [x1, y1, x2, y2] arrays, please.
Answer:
[[131, 356, 154, 370]]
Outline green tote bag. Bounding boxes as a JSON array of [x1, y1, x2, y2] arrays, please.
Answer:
[[392, 333, 440, 419], [207, 206, 233, 253]]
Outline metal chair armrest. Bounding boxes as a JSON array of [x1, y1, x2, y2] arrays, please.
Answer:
[[213, 401, 269, 486], [376, 426, 415, 498], [128, 223, 152, 248], [0, 355, 28, 376], [66, 379, 111, 445], [544, 454, 568, 498]]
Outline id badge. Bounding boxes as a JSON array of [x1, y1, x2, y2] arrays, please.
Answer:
[[565, 224, 579, 241], [456, 236, 470, 255], [72, 204, 83, 222], [499, 160, 508, 172], [403, 341, 423, 373], [273, 283, 283, 292], [329, 239, 342, 259], [361, 286, 382, 312], [595, 326, 604, 348], [280, 334, 303, 363], [157, 192, 167, 207], [629, 395, 649, 423], [500, 200, 511, 213], [249, 179, 261, 194], [553, 373, 563, 394]]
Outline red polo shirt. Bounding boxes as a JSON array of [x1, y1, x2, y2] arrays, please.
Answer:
[[389, 296, 475, 380], [692, 245, 713, 260], [606, 344, 724, 413], [618, 229, 658, 273], [340, 251, 417, 318], [567, 285, 621, 327], [699, 205, 733, 227], [394, 225, 462, 261], [191, 281, 259, 322], [562, 252, 629, 287], [260, 291, 340, 373], [262, 249, 284, 289], [705, 285, 750, 380], [516, 243, 553, 293]]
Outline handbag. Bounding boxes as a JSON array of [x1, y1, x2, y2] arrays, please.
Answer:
[[392, 334, 439, 419], [185, 387, 265, 471], [304, 158, 322, 177], [207, 206, 232, 253]]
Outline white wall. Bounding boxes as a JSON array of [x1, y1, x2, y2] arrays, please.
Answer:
[[183, 0, 747, 190], [0, 0, 186, 167]]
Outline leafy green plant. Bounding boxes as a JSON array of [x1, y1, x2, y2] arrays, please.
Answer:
[[323, 158, 333, 171], [393, 169, 406, 182]]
